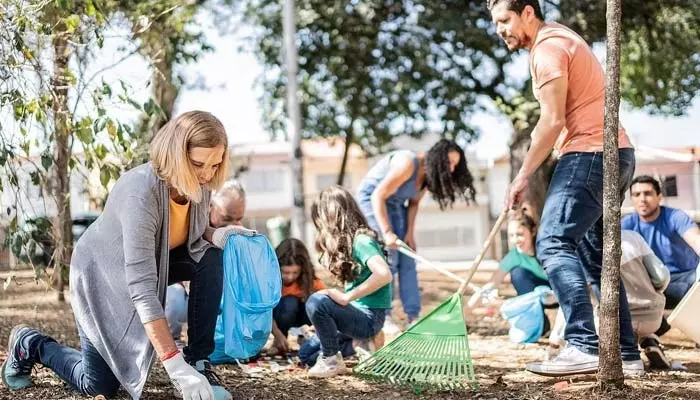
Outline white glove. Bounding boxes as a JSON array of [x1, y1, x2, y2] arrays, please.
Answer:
[[212, 225, 257, 248], [162, 352, 214, 400]]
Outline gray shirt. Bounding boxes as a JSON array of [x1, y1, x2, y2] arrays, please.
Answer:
[[69, 163, 211, 399]]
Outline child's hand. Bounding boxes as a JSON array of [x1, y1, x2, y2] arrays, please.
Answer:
[[273, 334, 290, 353], [323, 288, 351, 306]]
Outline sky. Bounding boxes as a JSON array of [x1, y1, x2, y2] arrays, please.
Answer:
[[94, 20, 700, 163]]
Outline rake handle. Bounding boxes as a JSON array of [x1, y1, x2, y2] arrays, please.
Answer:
[[396, 241, 464, 283], [458, 210, 508, 295]]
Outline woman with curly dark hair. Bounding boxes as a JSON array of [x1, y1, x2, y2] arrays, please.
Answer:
[[356, 138, 477, 325]]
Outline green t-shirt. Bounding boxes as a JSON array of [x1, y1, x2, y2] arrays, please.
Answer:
[[345, 233, 392, 309], [499, 248, 547, 281]]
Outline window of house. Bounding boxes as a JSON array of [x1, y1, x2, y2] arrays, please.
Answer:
[[243, 170, 285, 193], [662, 175, 678, 197], [415, 226, 476, 248]]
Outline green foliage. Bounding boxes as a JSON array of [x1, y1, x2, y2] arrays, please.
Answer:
[[558, 0, 700, 116], [243, 0, 517, 152], [0, 0, 162, 275]]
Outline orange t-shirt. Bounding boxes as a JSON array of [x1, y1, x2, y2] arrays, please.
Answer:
[[169, 198, 190, 249], [530, 22, 632, 155], [282, 279, 326, 299]]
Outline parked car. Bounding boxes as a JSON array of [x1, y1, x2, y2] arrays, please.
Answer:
[[19, 212, 99, 266]]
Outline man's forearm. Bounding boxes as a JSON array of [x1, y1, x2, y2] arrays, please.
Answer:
[[517, 118, 564, 178]]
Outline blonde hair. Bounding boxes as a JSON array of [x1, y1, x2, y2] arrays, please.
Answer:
[[150, 111, 229, 203], [310, 185, 379, 283]]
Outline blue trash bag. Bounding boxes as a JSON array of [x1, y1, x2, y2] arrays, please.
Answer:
[[210, 233, 281, 364], [500, 285, 553, 344]]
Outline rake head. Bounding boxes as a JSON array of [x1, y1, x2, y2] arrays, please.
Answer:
[[353, 294, 477, 390]]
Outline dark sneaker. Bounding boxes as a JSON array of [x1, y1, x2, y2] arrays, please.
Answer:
[[1, 325, 42, 390], [640, 335, 671, 370], [193, 360, 232, 400]]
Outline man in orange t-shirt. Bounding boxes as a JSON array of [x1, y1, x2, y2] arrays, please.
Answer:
[[489, 0, 641, 377]]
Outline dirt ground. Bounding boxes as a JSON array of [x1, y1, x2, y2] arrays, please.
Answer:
[[1, 269, 699, 400]]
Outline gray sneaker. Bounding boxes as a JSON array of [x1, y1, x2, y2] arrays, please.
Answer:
[[1, 325, 43, 390], [526, 345, 598, 377], [622, 359, 645, 377]]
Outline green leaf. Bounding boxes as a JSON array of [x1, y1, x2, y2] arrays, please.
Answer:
[[100, 168, 110, 187], [64, 15, 81, 33], [11, 234, 23, 257], [30, 171, 40, 186], [94, 144, 107, 160], [85, 0, 96, 16], [75, 117, 93, 144], [41, 153, 52, 170]]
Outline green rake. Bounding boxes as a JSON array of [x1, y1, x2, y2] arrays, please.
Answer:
[[353, 211, 508, 391]]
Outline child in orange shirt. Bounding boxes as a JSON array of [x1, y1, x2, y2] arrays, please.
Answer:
[[271, 238, 326, 353]]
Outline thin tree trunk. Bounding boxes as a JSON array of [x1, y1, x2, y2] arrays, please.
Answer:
[[51, 28, 73, 303], [131, 45, 178, 167], [337, 124, 354, 187], [149, 53, 177, 135], [599, 0, 624, 388], [284, 0, 306, 242]]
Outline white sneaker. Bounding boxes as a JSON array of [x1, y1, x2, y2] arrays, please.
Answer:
[[308, 352, 348, 378], [622, 359, 645, 377], [526, 346, 599, 377], [382, 317, 402, 336]]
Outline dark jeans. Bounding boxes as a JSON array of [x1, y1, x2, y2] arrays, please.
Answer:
[[537, 149, 640, 361], [656, 269, 697, 336], [510, 267, 551, 296], [33, 246, 224, 397], [305, 293, 386, 357], [168, 246, 224, 363], [273, 296, 311, 336]]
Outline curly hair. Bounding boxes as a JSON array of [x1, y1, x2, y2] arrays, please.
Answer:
[[311, 185, 379, 283], [424, 139, 477, 210], [275, 238, 317, 300]]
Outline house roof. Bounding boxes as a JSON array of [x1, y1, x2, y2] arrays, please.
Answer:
[[230, 137, 366, 159]]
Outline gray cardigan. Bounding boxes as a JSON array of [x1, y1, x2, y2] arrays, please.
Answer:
[[69, 163, 212, 399]]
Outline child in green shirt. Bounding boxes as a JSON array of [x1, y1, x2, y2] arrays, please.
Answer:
[[484, 212, 550, 296], [305, 185, 393, 378]]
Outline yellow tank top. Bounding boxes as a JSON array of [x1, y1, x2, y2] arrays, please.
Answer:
[[169, 197, 191, 249]]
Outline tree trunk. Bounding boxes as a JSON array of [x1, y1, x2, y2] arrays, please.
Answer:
[[284, 0, 306, 242], [149, 53, 177, 136], [130, 44, 178, 168], [599, 0, 624, 388], [337, 124, 354, 187], [51, 28, 73, 302]]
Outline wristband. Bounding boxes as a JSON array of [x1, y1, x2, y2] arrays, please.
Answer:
[[161, 349, 180, 362]]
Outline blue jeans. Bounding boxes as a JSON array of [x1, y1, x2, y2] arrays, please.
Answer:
[[165, 283, 188, 340], [656, 269, 698, 336], [305, 293, 386, 357], [35, 324, 121, 397], [664, 269, 697, 309], [32, 246, 224, 396], [537, 149, 639, 361], [273, 296, 311, 335], [298, 334, 355, 366], [360, 201, 420, 319], [510, 267, 551, 296]]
